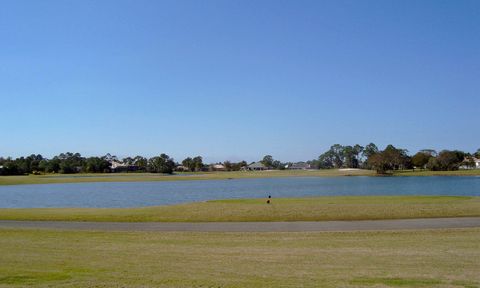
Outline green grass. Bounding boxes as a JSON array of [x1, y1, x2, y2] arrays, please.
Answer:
[[0, 228, 478, 287], [1, 169, 478, 186], [1, 196, 479, 222], [0, 169, 375, 185], [393, 169, 480, 176]]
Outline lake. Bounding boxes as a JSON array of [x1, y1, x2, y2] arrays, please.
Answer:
[[0, 176, 479, 208]]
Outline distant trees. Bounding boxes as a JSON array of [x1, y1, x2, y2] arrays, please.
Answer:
[[0, 152, 174, 175], [84, 157, 111, 173], [426, 150, 465, 171], [56, 152, 84, 174], [261, 155, 274, 168], [0, 145, 478, 176], [147, 154, 175, 174], [182, 156, 204, 172], [133, 156, 148, 172], [316, 144, 365, 169], [411, 151, 433, 169], [261, 155, 285, 170], [223, 161, 247, 171], [362, 143, 379, 161], [366, 145, 411, 174]]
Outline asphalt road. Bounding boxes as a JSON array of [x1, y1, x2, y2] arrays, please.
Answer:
[[0, 217, 479, 232]]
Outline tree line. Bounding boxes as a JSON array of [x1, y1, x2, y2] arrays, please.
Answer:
[[310, 143, 480, 174], [0, 145, 479, 176], [0, 153, 177, 175], [0, 152, 248, 175]]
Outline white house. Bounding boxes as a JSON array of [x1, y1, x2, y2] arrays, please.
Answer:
[[211, 164, 226, 171], [459, 157, 480, 169], [110, 160, 127, 170], [285, 162, 311, 170]]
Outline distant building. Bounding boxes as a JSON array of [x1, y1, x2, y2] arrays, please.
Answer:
[[459, 157, 480, 170], [211, 164, 226, 171], [175, 165, 190, 172], [246, 162, 268, 171], [110, 161, 126, 170], [110, 161, 139, 172], [285, 162, 311, 170]]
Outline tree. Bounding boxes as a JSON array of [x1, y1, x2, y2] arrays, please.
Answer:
[[148, 154, 175, 174], [411, 152, 432, 169], [353, 144, 364, 166], [84, 157, 111, 173], [366, 144, 411, 174], [133, 156, 148, 171], [462, 156, 476, 169], [317, 150, 334, 169], [261, 155, 274, 168], [419, 149, 437, 157], [54, 152, 84, 174], [367, 152, 390, 174], [434, 150, 465, 171], [272, 160, 285, 170], [363, 143, 379, 161], [182, 157, 194, 171], [192, 156, 203, 171], [343, 145, 360, 168], [181, 156, 204, 172], [329, 144, 344, 168], [474, 149, 480, 158], [122, 157, 135, 166]]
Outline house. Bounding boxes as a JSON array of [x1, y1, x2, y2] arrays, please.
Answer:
[[246, 162, 268, 171], [110, 160, 126, 170], [175, 165, 190, 172], [110, 160, 139, 172], [459, 157, 480, 170], [285, 162, 311, 170], [210, 164, 226, 171]]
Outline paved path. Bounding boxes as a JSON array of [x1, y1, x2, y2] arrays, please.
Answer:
[[0, 217, 479, 232]]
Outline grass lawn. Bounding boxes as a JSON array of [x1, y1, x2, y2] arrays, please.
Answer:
[[1, 196, 479, 222], [393, 169, 480, 176], [0, 169, 375, 185], [1, 169, 479, 186], [0, 169, 480, 185], [0, 228, 478, 287]]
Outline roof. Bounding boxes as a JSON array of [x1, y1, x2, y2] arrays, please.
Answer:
[[110, 161, 127, 169], [288, 162, 310, 169], [248, 162, 266, 168]]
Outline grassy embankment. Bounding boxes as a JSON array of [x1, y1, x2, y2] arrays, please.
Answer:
[[0, 169, 374, 186], [1, 196, 479, 222], [0, 228, 478, 287], [1, 169, 479, 186], [393, 169, 480, 176]]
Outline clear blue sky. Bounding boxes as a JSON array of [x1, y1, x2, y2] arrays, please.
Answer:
[[1, 0, 479, 163]]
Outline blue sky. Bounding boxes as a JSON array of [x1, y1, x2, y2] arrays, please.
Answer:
[[1, 0, 479, 162]]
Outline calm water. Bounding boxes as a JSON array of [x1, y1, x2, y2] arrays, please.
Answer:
[[0, 176, 479, 208]]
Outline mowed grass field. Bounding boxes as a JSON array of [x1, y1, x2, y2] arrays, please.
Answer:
[[1, 169, 479, 186], [0, 228, 478, 287], [0, 169, 375, 186], [1, 196, 479, 222]]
